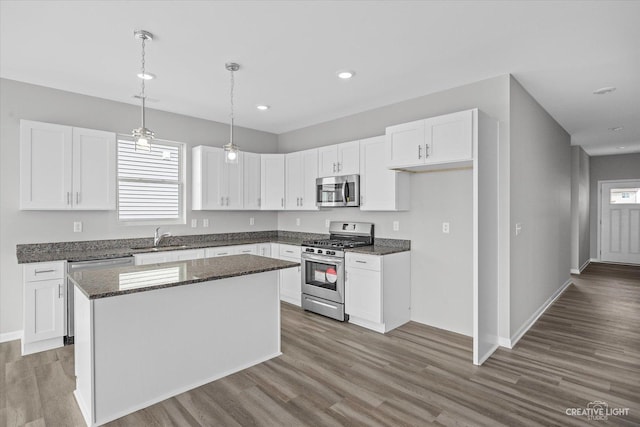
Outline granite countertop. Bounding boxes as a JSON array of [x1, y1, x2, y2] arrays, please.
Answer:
[[17, 231, 410, 264], [345, 245, 410, 256], [70, 254, 299, 300]]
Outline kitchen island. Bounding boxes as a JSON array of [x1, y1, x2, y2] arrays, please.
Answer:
[[69, 254, 299, 427]]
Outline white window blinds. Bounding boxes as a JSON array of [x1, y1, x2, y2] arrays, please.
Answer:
[[117, 139, 183, 221]]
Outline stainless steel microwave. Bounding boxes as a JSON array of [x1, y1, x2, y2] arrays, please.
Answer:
[[316, 174, 360, 207]]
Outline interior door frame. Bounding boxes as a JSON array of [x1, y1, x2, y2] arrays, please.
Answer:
[[597, 178, 640, 262]]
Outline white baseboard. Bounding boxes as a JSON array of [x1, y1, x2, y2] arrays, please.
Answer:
[[570, 259, 591, 275], [508, 278, 572, 348], [590, 258, 599, 263], [0, 330, 22, 344], [498, 336, 511, 348]]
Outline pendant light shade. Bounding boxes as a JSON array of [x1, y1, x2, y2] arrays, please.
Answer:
[[132, 30, 155, 152], [223, 62, 240, 164]]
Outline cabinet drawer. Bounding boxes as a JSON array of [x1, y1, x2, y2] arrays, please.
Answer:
[[346, 253, 381, 271], [279, 244, 301, 259], [234, 244, 258, 255], [205, 247, 233, 257], [24, 262, 65, 282]]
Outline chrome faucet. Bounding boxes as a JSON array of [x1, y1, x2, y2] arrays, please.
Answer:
[[154, 227, 171, 247]]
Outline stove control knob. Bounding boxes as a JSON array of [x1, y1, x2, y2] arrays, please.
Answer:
[[318, 250, 323, 254], [305, 248, 314, 252], [327, 251, 334, 255]]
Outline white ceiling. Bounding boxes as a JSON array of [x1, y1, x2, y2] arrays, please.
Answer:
[[1, 1, 639, 156]]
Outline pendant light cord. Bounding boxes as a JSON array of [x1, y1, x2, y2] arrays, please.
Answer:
[[230, 67, 234, 145], [140, 36, 146, 129]]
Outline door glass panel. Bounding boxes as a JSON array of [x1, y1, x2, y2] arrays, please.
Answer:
[[610, 188, 640, 204], [304, 260, 338, 291]]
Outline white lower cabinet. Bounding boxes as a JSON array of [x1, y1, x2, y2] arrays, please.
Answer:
[[134, 249, 205, 265], [275, 243, 301, 306], [22, 261, 66, 355], [257, 243, 271, 257], [345, 251, 411, 333]]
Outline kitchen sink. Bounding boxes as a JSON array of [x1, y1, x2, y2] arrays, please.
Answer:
[[131, 245, 189, 252]]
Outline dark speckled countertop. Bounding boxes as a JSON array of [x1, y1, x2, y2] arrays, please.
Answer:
[[70, 254, 299, 300], [17, 231, 410, 263]]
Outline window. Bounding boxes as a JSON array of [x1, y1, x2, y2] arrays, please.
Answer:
[[610, 188, 640, 204], [117, 138, 184, 223]]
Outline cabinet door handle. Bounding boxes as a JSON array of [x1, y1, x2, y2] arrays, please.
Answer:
[[218, 252, 228, 255], [35, 269, 55, 274], [333, 162, 336, 173], [425, 144, 430, 158], [338, 162, 341, 172], [418, 145, 422, 159], [226, 197, 229, 206], [76, 192, 80, 204], [300, 197, 303, 206], [58, 284, 63, 298], [67, 192, 71, 205], [356, 260, 367, 264]]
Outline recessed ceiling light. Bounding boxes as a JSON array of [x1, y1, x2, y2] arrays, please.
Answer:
[[137, 72, 156, 80], [593, 86, 616, 95], [336, 70, 355, 80], [608, 126, 624, 132], [256, 105, 270, 111]]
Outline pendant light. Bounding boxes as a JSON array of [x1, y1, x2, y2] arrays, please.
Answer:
[[132, 30, 155, 152], [223, 62, 240, 164]]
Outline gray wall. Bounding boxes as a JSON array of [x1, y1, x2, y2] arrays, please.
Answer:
[[508, 77, 571, 338], [589, 153, 640, 259], [0, 78, 278, 335], [278, 75, 510, 336], [570, 146, 590, 272]]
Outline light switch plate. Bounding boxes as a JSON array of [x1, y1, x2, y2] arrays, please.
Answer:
[[203, 219, 209, 228], [442, 222, 450, 233], [191, 219, 197, 228], [73, 221, 82, 232], [515, 223, 523, 236], [393, 221, 399, 231], [296, 218, 301, 226], [249, 217, 255, 226]]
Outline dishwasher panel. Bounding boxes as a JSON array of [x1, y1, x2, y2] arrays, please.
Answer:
[[66, 256, 134, 344]]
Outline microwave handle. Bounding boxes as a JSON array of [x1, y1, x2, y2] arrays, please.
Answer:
[[342, 181, 347, 205]]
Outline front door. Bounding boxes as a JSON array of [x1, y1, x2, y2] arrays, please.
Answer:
[[600, 180, 640, 264]]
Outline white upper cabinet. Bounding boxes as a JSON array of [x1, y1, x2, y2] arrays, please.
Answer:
[[386, 109, 474, 171], [20, 120, 115, 210], [359, 135, 410, 211], [192, 146, 243, 210], [72, 128, 117, 210], [243, 152, 261, 210], [260, 154, 285, 210], [317, 140, 360, 177], [285, 148, 318, 210]]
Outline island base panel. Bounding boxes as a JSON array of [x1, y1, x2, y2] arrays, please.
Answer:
[[74, 271, 280, 427]]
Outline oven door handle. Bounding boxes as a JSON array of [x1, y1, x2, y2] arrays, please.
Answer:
[[302, 254, 345, 265]]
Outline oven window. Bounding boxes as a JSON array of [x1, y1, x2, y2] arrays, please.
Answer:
[[305, 260, 338, 291]]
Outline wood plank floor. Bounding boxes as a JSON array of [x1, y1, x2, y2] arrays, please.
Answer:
[[1, 262, 639, 426]]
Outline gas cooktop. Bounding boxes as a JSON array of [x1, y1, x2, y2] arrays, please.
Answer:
[[302, 239, 371, 249]]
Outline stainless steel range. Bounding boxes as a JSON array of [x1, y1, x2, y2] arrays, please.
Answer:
[[301, 221, 374, 321]]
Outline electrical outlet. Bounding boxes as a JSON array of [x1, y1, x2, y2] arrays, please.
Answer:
[[249, 217, 255, 226], [296, 218, 301, 226], [203, 219, 209, 228], [73, 221, 82, 232], [515, 223, 523, 236], [442, 222, 450, 233], [325, 219, 331, 228], [191, 219, 197, 228], [393, 221, 399, 231]]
